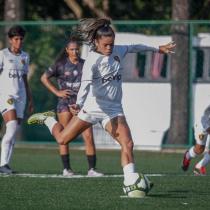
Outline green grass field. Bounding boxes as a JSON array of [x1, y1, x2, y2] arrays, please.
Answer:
[[0, 145, 210, 210]]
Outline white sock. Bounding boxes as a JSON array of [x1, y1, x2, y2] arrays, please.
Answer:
[[123, 163, 139, 185], [196, 152, 210, 169], [44, 117, 57, 134], [0, 120, 18, 166], [188, 147, 197, 159], [123, 163, 135, 174], [7, 124, 20, 164]]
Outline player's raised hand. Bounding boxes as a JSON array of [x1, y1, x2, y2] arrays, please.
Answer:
[[69, 104, 80, 115], [159, 41, 176, 54]]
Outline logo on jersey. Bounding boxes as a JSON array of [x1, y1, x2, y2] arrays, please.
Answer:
[[198, 133, 205, 140], [64, 71, 71, 76], [9, 72, 21, 79], [114, 56, 120, 63], [7, 98, 14, 105], [102, 73, 122, 84]]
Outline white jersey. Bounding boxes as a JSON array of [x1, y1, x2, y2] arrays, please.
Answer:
[[0, 48, 29, 99], [76, 44, 158, 112]]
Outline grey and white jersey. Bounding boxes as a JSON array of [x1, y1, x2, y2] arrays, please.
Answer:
[[0, 48, 29, 99], [76, 44, 158, 112]]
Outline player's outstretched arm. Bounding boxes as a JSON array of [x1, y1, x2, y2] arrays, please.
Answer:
[[159, 41, 176, 54]]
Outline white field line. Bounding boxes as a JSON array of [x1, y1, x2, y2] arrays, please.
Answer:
[[0, 173, 200, 179]]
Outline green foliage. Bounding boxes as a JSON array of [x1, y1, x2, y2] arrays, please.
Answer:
[[21, 24, 77, 141]]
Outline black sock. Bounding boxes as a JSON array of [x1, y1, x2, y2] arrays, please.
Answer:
[[61, 154, 71, 170], [87, 154, 96, 170]]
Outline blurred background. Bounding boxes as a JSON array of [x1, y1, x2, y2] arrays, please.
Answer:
[[0, 0, 210, 150]]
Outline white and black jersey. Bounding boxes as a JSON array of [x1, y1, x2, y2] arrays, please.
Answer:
[[0, 48, 29, 99], [76, 44, 158, 113]]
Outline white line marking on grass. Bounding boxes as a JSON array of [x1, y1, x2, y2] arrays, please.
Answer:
[[0, 173, 169, 179], [1, 173, 206, 179]]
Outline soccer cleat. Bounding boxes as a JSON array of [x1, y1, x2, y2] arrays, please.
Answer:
[[63, 168, 74, 176], [181, 150, 191, 171], [27, 111, 55, 125], [193, 166, 207, 176], [0, 164, 13, 174], [87, 168, 104, 177]]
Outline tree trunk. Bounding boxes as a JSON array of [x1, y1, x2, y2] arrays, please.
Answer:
[[4, 0, 24, 21], [64, 0, 83, 19], [4, 0, 24, 45], [167, 0, 190, 144]]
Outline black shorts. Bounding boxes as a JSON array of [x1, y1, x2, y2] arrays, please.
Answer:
[[57, 96, 77, 113]]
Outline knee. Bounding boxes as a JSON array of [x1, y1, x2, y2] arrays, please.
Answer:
[[194, 144, 205, 155], [58, 136, 67, 145], [122, 139, 134, 152]]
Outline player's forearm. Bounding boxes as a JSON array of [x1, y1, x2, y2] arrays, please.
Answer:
[[40, 74, 59, 96], [127, 44, 159, 53]]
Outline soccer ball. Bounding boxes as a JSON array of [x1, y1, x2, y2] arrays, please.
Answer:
[[123, 173, 153, 198]]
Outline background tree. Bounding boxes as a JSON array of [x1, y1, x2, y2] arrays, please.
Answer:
[[167, 0, 190, 144]]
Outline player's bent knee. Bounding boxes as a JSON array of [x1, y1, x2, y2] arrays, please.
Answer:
[[121, 139, 134, 151], [194, 144, 205, 154]]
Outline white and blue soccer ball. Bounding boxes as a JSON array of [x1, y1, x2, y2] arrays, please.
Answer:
[[123, 173, 153, 198]]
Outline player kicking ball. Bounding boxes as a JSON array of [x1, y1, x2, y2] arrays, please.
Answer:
[[28, 18, 175, 197]]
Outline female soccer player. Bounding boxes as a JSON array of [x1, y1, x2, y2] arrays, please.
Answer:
[[28, 18, 175, 197], [40, 37, 103, 176], [0, 25, 33, 173], [182, 106, 210, 175]]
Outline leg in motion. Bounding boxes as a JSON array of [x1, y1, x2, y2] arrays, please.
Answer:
[[105, 116, 153, 198], [182, 120, 209, 171]]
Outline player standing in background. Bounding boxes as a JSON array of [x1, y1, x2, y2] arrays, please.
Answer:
[[193, 135, 210, 175], [182, 105, 210, 175], [28, 18, 175, 197], [40, 37, 103, 177], [0, 25, 33, 173]]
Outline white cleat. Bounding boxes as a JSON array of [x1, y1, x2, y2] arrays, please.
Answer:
[[87, 168, 104, 177], [63, 168, 74, 176]]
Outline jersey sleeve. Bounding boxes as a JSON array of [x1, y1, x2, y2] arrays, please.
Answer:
[[116, 44, 159, 57], [76, 57, 94, 108], [45, 63, 58, 78], [0, 50, 3, 73]]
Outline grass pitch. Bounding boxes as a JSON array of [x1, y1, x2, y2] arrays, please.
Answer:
[[0, 146, 210, 210]]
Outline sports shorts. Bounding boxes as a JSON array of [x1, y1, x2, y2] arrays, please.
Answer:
[[57, 95, 77, 113], [0, 94, 26, 119], [77, 108, 124, 129]]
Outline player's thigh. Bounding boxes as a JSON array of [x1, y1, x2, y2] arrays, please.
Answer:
[[57, 111, 73, 127], [105, 116, 132, 145], [2, 109, 17, 123], [60, 116, 92, 143]]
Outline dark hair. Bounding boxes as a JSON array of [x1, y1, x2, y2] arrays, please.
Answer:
[[77, 18, 115, 50], [55, 36, 80, 63], [8, 25, 26, 38]]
